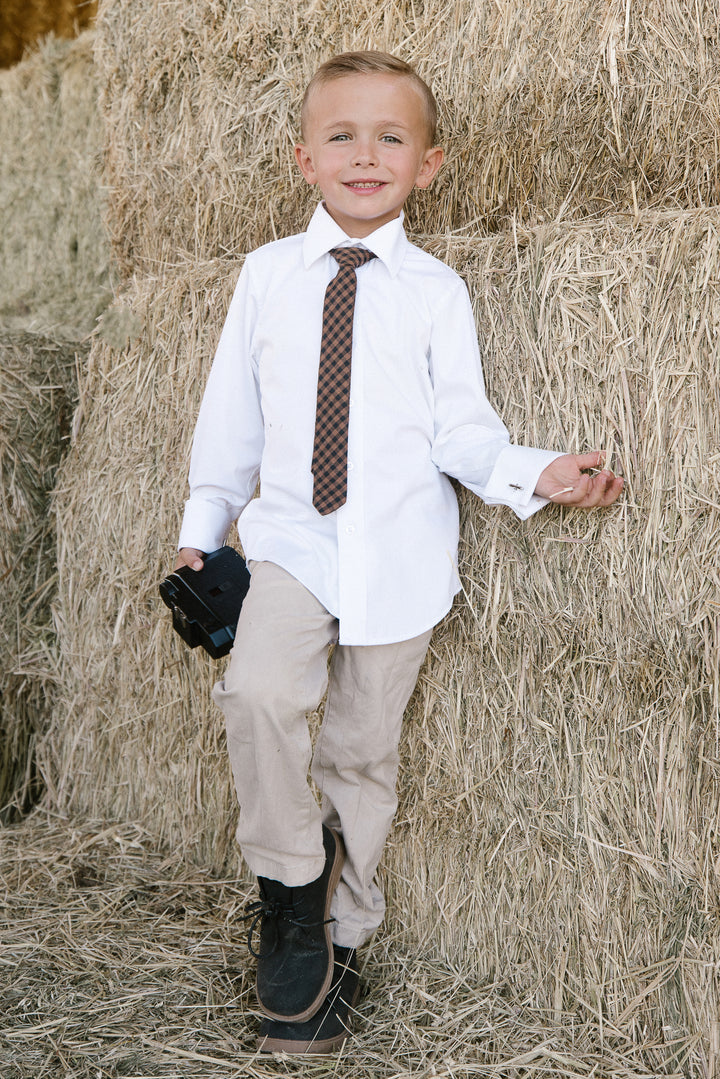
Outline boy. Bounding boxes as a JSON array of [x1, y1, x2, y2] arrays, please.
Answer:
[[175, 51, 623, 1054]]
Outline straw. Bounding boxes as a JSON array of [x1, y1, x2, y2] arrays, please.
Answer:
[[0, 31, 111, 340], [0, 809, 708, 1076], [92, 0, 720, 275], [41, 210, 720, 1064], [0, 332, 82, 819]]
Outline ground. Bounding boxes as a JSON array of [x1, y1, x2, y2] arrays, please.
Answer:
[[0, 811, 700, 1078]]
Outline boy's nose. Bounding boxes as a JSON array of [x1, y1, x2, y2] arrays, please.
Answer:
[[351, 141, 378, 166]]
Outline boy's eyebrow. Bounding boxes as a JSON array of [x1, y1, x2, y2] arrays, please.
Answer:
[[320, 119, 413, 132]]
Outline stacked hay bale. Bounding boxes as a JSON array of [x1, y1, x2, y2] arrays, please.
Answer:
[[94, 0, 718, 271], [0, 32, 110, 336], [0, 32, 110, 816], [0, 335, 78, 816], [44, 0, 719, 1069]]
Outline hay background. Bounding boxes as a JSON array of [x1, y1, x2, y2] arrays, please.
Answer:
[[0, 28, 110, 822], [96, 0, 719, 276], [1, 0, 719, 1073], [0, 334, 81, 819], [0, 32, 111, 338], [0, 0, 97, 69], [43, 212, 720, 1072]]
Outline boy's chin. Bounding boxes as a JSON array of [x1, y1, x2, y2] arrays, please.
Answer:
[[322, 202, 403, 238]]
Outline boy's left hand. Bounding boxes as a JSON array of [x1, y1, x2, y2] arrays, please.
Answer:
[[535, 451, 624, 507]]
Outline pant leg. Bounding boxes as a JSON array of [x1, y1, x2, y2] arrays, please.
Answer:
[[310, 629, 432, 948], [212, 560, 338, 886]]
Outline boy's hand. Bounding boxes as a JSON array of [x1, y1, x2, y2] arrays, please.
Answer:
[[175, 548, 205, 571], [535, 452, 624, 508]]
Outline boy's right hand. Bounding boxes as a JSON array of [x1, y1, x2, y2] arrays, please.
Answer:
[[175, 548, 205, 572]]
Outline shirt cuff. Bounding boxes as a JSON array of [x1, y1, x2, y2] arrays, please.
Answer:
[[178, 497, 234, 554], [483, 444, 565, 520]]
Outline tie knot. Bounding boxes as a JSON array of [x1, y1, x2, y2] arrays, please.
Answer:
[[330, 246, 377, 272]]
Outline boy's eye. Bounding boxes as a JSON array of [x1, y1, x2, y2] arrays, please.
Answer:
[[380, 134, 402, 144], [329, 133, 350, 142]]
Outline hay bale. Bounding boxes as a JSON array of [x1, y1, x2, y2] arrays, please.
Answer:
[[0, 27, 110, 818], [44, 263, 242, 864], [0, 0, 97, 70], [0, 333, 82, 819], [0, 30, 111, 339], [387, 212, 720, 1054], [45, 210, 720, 1059], [94, 0, 719, 275]]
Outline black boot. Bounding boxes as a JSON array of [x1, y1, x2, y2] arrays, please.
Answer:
[[257, 946, 359, 1054], [244, 825, 345, 1022]]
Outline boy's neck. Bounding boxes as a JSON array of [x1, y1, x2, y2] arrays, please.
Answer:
[[321, 200, 404, 240]]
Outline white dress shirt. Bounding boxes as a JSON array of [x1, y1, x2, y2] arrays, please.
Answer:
[[179, 204, 562, 645]]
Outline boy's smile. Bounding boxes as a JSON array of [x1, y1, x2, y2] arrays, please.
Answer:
[[295, 73, 443, 238]]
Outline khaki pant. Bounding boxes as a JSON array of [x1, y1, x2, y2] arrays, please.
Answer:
[[212, 560, 432, 948]]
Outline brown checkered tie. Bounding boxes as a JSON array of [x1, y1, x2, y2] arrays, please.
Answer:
[[312, 246, 376, 515]]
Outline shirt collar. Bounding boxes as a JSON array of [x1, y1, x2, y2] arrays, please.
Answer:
[[302, 202, 409, 278]]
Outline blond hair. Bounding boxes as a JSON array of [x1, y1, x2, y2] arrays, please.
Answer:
[[300, 51, 438, 146]]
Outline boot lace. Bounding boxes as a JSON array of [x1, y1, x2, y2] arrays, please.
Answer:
[[242, 897, 334, 958]]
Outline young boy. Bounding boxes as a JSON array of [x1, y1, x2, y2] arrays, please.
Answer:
[[175, 51, 623, 1054]]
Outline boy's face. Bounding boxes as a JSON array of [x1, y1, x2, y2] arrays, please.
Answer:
[[295, 73, 443, 238]]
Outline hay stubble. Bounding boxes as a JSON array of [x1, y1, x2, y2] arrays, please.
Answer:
[[0, 813, 710, 1077]]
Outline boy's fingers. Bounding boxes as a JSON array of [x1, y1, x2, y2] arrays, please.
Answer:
[[575, 473, 624, 508], [552, 471, 624, 508], [175, 548, 205, 571], [599, 475, 624, 505], [574, 450, 606, 472], [546, 464, 624, 507], [549, 473, 590, 503], [581, 481, 611, 508]]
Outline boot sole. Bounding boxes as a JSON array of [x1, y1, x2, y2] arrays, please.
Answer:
[[257, 826, 346, 1023], [257, 977, 361, 1054]]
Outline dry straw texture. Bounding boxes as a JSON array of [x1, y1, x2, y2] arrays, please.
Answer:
[[0, 334, 80, 818], [4, 0, 719, 1070], [44, 210, 720, 1069], [0, 811, 716, 1076], [95, 0, 720, 276], [0, 29, 110, 820], [0, 31, 111, 339]]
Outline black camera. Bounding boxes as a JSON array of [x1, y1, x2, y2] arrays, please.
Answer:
[[159, 546, 251, 658]]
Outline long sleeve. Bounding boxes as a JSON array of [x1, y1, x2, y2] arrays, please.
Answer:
[[178, 260, 265, 552], [175, 207, 569, 644], [429, 276, 562, 520]]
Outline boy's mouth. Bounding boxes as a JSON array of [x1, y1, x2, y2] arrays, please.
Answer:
[[344, 181, 386, 191]]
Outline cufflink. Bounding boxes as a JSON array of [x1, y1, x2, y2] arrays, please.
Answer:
[[509, 483, 524, 491]]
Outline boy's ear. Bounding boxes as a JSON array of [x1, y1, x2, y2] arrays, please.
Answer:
[[295, 144, 317, 185], [414, 146, 444, 190]]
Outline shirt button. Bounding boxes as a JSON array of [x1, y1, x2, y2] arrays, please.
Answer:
[[348, 462, 354, 471], [345, 525, 355, 535]]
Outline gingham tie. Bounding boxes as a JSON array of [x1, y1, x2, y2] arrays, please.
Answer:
[[311, 246, 376, 515]]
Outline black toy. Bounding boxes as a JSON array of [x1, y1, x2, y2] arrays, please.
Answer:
[[159, 546, 251, 658]]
